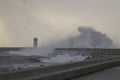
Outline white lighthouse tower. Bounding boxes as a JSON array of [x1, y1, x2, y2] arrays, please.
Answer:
[[33, 37, 38, 47]]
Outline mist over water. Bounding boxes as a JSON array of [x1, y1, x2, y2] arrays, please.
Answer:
[[10, 27, 117, 56]]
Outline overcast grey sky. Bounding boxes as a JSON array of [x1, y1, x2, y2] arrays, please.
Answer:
[[0, 0, 120, 47]]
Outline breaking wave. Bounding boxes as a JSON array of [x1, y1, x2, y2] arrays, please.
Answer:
[[53, 27, 117, 48]]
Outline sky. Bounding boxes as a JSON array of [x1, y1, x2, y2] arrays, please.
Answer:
[[0, 0, 120, 47]]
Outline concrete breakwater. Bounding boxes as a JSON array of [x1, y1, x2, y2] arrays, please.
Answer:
[[0, 56, 120, 80]]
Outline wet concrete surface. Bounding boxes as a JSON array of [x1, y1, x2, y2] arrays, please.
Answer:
[[72, 66, 120, 80]]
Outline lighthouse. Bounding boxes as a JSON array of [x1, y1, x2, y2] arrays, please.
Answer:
[[33, 37, 38, 47]]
